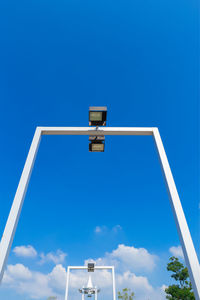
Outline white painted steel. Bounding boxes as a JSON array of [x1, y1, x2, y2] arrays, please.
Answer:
[[95, 291, 97, 300], [64, 266, 116, 300], [112, 266, 116, 300], [40, 126, 153, 136], [0, 126, 199, 299], [0, 127, 42, 283], [65, 266, 113, 270], [65, 267, 70, 300], [153, 128, 200, 299]]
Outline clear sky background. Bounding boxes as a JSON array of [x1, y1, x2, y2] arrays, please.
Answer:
[[0, 0, 199, 299]]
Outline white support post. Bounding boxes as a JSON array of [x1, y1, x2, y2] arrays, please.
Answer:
[[65, 267, 70, 300], [112, 266, 116, 300], [153, 128, 200, 299], [95, 289, 97, 300], [0, 127, 42, 283]]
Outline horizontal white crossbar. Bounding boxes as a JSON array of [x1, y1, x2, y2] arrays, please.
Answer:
[[68, 266, 114, 270], [40, 126, 154, 136]]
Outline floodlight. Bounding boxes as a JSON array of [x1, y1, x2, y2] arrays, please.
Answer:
[[89, 106, 107, 126], [89, 136, 105, 152], [88, 263, 95, 272], [89, 142, 104, 152]]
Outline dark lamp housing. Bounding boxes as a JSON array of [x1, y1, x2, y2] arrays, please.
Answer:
[[88, 263, 95, 272], [89, 106, 107, 126], [89, 136, 105, 152], [89, 141, 104, 152]]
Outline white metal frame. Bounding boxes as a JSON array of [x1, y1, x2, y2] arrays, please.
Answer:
[[0, 127, 200, 299], [64, 265, 116, 300]]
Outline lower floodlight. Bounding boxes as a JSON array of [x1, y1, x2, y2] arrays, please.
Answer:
[[89, 141, 104, 152], [89, 136, 105, 152]]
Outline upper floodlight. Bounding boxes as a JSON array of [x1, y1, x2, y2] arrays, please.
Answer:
[[89, 106, 107, 126]]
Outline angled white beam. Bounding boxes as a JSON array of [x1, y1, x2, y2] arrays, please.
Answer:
[[153, 128, 200, 299], [0, 126, 199, 299], [0, 127, 42, 283]]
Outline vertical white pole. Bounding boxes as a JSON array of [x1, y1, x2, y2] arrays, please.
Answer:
[[82, 293, 84, 300], [64, 267, 70, 300], [153, 128, 200, 300], [112, 267, 116, 300], [95, 289, 97, 300], [0, 127, 42, 283]]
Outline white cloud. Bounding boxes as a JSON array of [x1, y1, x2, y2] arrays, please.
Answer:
[[94, 226, 104, 233], [112, 225, 122, 233], [3, 265, 165, 300], [2, 263, 66, 300], [13, 245, 67, 265], [94, 225, 122, 234], [3, 264, 32, 283], [169, 245, 184, 259], [116, 271, 166, 300], [13, 245, 37, 258], [83, 244, 164, 300], [48, 264, 67, 291], [2, 244, 166, 300], [87, 244, 157, 273], [39, 250, 67, 265], [111, 244, 157, 272]]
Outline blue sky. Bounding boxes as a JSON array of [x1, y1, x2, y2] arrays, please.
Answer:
[[0, 0, 199, 299]]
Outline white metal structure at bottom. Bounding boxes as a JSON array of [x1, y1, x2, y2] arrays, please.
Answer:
[[79, 275, 100, 300], [64, 266, 116, 300], [0, 127, 199, 299]]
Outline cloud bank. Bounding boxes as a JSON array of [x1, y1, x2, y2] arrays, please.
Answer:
[[86, 244, 157, 273], [1, 243, 168, 300]]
